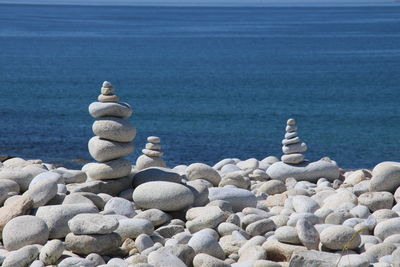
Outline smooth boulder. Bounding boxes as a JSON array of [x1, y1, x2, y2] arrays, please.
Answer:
[[3, 215, 49, 251], [133, 181, 194, 211]]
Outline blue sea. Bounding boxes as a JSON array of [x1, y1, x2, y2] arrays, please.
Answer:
[[0, 3, 399, 169]]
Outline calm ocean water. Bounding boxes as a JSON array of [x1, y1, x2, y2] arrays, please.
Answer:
[[0, 3, 399, 169]]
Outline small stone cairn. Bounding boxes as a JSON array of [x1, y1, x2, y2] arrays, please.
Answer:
[[85, 81, 136, 180], [281, 118, 307, 164], [135, 136, 166, 170]]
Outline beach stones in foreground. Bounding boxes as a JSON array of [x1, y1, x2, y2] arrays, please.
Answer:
[[133, 181, 194, 211], [2, 215, 49, 251]]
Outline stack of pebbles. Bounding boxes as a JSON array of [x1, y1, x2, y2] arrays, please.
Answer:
[[135, 136, 166, 170], [65, 213, 122, 255], [84, 81, 136, 180], [281, 118, 307, 164]]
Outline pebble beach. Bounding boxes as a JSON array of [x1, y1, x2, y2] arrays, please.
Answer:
[[0, 81, 400, 267]]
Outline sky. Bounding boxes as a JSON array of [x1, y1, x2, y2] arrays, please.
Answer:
[[0, 0, 397, 6]]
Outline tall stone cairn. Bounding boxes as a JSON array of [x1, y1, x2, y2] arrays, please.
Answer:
[[281, 118, 307, 164], [84, 81, 136, 180]]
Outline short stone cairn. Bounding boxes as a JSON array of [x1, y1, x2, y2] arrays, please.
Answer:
[[281, 118, 307, 164], [135, 136, 166, 170]]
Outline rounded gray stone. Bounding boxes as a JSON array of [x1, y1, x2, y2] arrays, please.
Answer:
[[208, 187, 257, 212], [134, 209, 171, 226], [39, 239, 65, 265], [58, 257, 96, 267], [68, 213, 119, 235], [148, 251, 186, 267], [186, 163, 222, 186], [114, 218, 154, 240], [296, 218, 320, 250], [92, 117, 136, 142], [320, 225, 361, 250], [104, 197, 136, 217], [132, 167, 181, 187], [133, 181, 194, 212], [2, 245, 39, 267], [3, 215, 49, 251], [358, 192, 394, 212], [23, 177, 58, 208], [83, 158, 132, 180], [65, 232, 122, 255], [374, 217, 400, 241], [188, 230, 225, 260], [88, 136, 134, 162]]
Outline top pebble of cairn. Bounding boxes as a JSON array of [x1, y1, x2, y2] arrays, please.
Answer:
[[98, 81, 119, 102], [281, 118, 307, 164]]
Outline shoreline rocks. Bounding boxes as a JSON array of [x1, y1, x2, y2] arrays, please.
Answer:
[[1, 100, 400, 266]]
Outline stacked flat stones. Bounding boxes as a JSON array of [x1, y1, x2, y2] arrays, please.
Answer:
[[65, 214, 121, 255], [135, 136, 166, 170], [281, 118, 307, 164], [85, 81, 136, 180]]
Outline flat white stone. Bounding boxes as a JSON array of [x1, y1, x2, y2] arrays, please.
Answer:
[[92, 117, 136, 142], [266, 160, 340, 182], [89, 102, 132, 118]]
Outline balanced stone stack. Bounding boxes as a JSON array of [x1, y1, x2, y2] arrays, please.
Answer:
[[135, 136, 166, 170], [85, 81, 136, 180], [281, 118, 307, 164], [65, 214, 122, 256]]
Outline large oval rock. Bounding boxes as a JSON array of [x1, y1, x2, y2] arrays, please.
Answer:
[[296, 218, 320, 250], [320, 225, 361, 250], [3, 215, 49, 251], [266, 160, 340, 182], [133, 167, 181, 187], [114, 218, 154, 240], [358, 192, 394, 212], [92, 117, 136, 142], [89, 102, 132, 118], [374, 217, 400, 240], [208, 187, 256, 212], [133, 181, 194, 211], [186, 206, 225, 233], [23, 177, 58, 208], [83, 158, 132, 180], [188, 229, 225, 259], [65, 232, 122, 255], [369, 161, 400, 192], [28, 171, 63, 188], [88, 136, 134, 162], [35, 204, 98, 238], [39, 239, 65, 265], [68, 213, 119, 235], [186, 163, 221, 186]]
